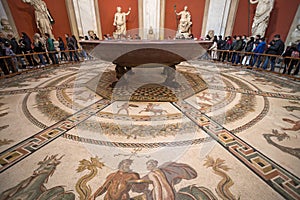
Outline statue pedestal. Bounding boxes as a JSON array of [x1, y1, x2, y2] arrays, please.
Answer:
[[175, 32, 190, 39], [113, 32, 122, 39]]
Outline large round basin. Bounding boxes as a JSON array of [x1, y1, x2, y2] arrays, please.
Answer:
[[80, 40, 212, 67]]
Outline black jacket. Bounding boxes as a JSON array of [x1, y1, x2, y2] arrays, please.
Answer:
[[233, 39, 243, 51], [266, 39, 285, 55]]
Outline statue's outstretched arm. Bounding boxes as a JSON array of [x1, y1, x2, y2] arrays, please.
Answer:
[[126, 7, 131, 16], [250, 0, 259, 4]]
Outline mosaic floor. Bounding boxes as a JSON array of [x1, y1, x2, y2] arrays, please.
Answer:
[[0, 59, 299, 200]]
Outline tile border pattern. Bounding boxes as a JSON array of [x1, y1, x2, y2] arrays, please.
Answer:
[[211, 85, 300, 101], [0, 99, 110, 173], [62, 133, 213, 148], [227, 75, 270, 134], [174, 101, 300, 200]]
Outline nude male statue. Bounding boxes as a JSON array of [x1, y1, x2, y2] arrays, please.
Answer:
[[113, 6, 131, 38]]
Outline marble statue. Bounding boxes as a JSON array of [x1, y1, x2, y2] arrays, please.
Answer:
[[23, 0, 54, 38], [175, 6, 192, 38], [250, 0, 274, 37], [0, 18, 14, 37], [289, 24, 300, 45], [113, 6, 131, 38], [207, 30, 214, 41]]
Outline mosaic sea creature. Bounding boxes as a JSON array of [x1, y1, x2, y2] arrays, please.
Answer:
[[0, 138, 13, 146], [282, 118, 300, 131], [0, 155, 75, 200], [283, 106, 300, 112], [203, 156, 236, 200], [76, 157, 104, 200], [263, 129, 300, 159]]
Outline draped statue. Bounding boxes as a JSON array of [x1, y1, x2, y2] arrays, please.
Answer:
[[175, 6, 192, 38], [289, 24, 300, 45], [250, 0, 274, 37], [23, 0, 54, 38], [113, 6, 131, 38]]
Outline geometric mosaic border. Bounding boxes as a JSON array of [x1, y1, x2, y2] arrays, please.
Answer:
[[174, 101, 300, 200], [0, 99, 110, 173], [229, 76, 270, 134], [0, 84, 75, 96], [62, 133, 213, 148], [211, 85, 300, 101]]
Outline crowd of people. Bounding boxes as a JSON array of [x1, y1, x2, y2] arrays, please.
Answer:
[[0, 32, 90, 75], [1, 31, 300, 77], [208, 34, 300, 76]]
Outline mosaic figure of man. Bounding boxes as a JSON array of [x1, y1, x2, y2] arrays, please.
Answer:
[[92, 159, 140, 200]]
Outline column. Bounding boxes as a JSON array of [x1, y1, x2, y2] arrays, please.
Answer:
[[159, 0, 165, 40], [72, 0, 98, 37], [204, 0, 232, 36], [143, 0, 161, 39], [65, 0, 79, 38]]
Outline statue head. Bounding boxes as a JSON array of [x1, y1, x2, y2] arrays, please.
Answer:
[[208, 30, 215, 39], [0, 18, 12, 31], [184, 6, 188, 11], [117, 6, 121, 13], [88, 30, 95, 37]]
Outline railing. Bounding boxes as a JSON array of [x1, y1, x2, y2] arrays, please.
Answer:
[[206, 49, 300, 80], [0, 49, 92, 78], [1, 48, 299, 81]]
